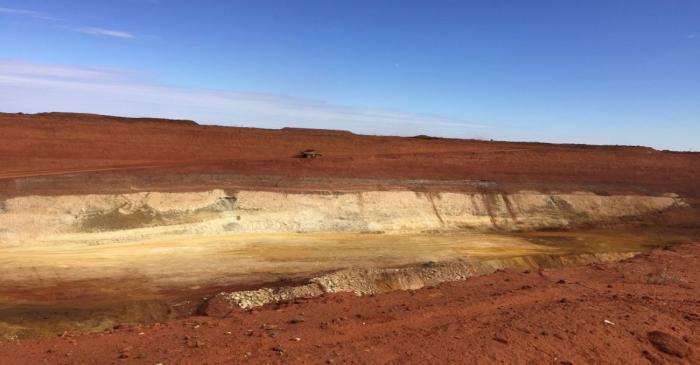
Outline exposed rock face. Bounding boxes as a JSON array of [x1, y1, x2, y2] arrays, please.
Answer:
[[203, 251, 637, 314], [231, 190, 685, 233], [0, 189, 685, 247]]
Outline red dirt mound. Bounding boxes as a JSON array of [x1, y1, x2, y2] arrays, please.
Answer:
[[1, 112, 699, 196]]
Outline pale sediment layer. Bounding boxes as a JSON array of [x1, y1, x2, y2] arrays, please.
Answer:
[[0, 189, 685, 247], [205, 251, 637, 312]]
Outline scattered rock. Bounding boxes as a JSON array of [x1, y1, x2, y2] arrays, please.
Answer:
[[647, 331, 690, 358], [272, 346, 285, 353], [493, 335, 509, 344]]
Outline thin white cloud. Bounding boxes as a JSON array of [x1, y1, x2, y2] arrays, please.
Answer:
[[1, 7, 133, 38], [0, 6, 40, 16], [0, 6, 59, 20], [0, 60, 489, 138], [76, 27, 134, 39], [0, 60, 134, 82]]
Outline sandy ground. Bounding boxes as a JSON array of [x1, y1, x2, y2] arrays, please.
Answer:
[[0, 243, 697, 364], [2, 231, 688, 288]]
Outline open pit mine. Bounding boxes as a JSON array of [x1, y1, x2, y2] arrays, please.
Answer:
[[0, 112, 698, 364]]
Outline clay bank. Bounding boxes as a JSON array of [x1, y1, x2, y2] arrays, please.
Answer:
[[0, 189, 687, 247]]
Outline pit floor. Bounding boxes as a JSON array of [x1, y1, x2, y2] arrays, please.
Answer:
[[1, 230, 696, 339]]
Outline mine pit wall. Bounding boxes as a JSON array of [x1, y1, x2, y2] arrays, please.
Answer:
[[0, 189, 689, 247]]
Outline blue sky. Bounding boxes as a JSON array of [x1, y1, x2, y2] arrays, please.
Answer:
[[1, 0, 699, 150]]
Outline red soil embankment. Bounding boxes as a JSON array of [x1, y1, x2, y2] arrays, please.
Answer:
[[1, 112, 699, 196], [1, 243, 698, 364]]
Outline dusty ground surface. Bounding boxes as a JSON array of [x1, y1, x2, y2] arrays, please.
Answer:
[[1, 112, 698, 197], [0, 243, 697, 364]]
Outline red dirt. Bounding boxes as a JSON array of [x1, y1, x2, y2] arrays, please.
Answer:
[[1, 243, 698, 364], [1, 112, 699, 197]]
